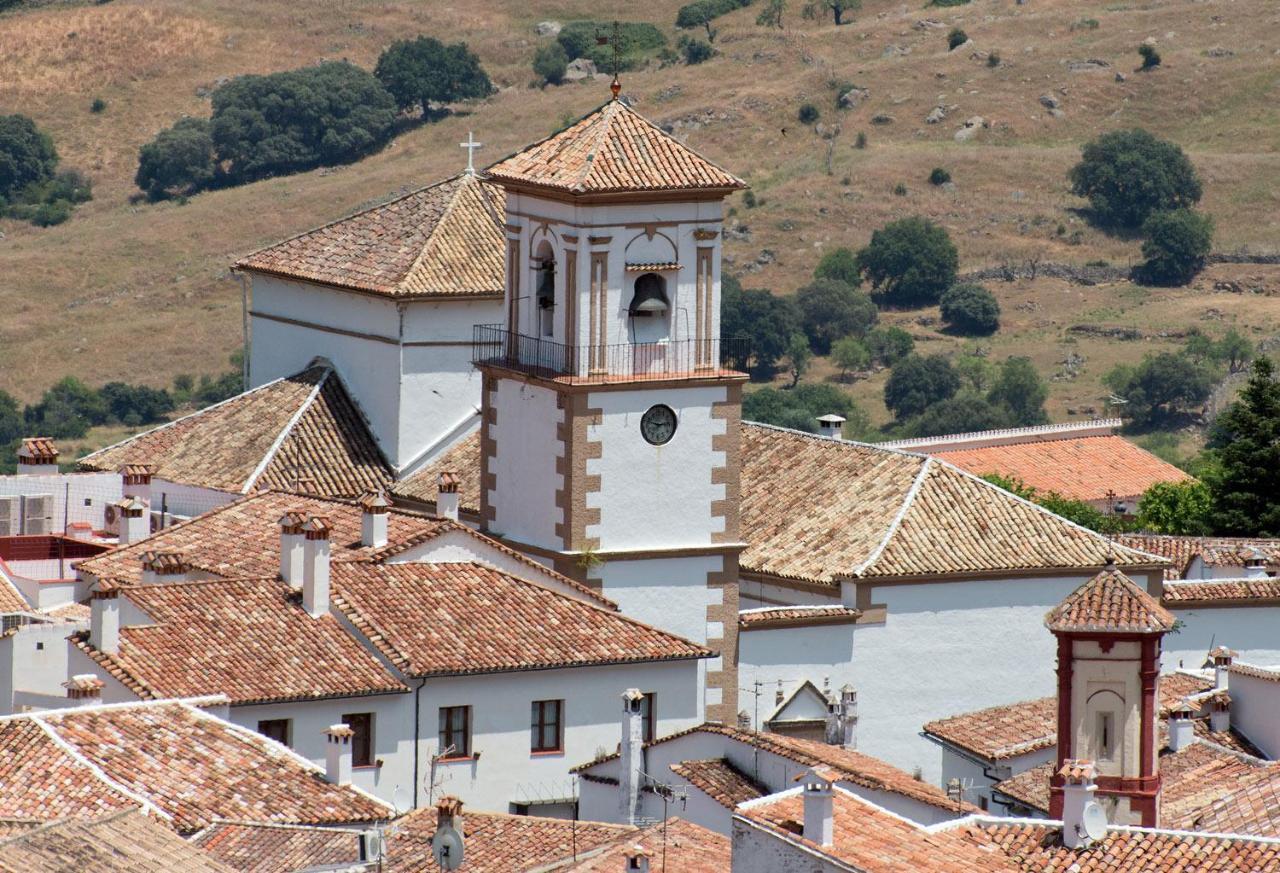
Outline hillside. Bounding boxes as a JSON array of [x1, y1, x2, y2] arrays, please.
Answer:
[[1, 0, 1277, 440]]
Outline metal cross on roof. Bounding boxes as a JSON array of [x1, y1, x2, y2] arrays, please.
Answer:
[[459, 131, 483, 174]]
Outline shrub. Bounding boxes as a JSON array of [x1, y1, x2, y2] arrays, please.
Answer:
[[135, 118, 215, 200], [939, 283, 1000, 335], [988, 356, 1048, 425], [1138, 208, 1213, 286], [831, 336, 870, 381], [928, 167, 951, 186], [743, 190, 759, 208], [533, 43, 570, 85], [1103, 352, 1214, 425], [1068, 129, 1201, 229], [683, 38, 714, 64], [1073, 18, 1100, 30], [884, 354, 960, 419], [99, 382, 174, 426], [375, 37, 492, 118], [857, 217, 959, 307], [930, 0, 970, 6], [557, 21, 667, 71], [1138, 44, 1161, 69], [720, 275, 804, 380], [744, 384, 867, 436], [211, 62, 397, 184], [986, 51, 1000, 68], [1137, 480, 1212, 535], [795, 278, 877, 354], [947, 27, 968, 50], [865, 326, 914, 366], [910, 394, 1011, 437], [90, 97, 107, 113], [798, 103, 820, 124], [0, 114, 58, 200], [23, 377, 108, 439], [756, 0, 785, 28], [814, 246, 860, 287], [893, 182, 908, 197], [29, 199, 71, 226]]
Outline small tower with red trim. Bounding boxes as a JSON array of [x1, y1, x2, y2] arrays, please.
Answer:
[[1045, 558, 1177, 827]]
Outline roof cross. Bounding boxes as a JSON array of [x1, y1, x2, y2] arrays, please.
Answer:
[[459, 131, 483, 174]]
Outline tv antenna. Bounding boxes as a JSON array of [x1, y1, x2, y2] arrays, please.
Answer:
[[596, 20, 623, 99]]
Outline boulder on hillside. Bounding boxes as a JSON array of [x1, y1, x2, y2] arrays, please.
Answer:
[[535, 21, 562, 37], [564, 58, 598, 80], [839, 87, 870, 109], [1038, 93, 1060, 109]]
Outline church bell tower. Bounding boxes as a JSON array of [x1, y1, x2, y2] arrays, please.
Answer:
[[476, 94, 747, 724]]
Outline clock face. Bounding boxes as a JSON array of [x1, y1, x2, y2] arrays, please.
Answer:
[[640, 404, 678, 446]]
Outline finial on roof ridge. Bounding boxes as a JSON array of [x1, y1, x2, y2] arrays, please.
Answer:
[[610, 74, 621, 100]]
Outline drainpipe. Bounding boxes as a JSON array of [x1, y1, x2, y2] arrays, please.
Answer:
[[413, 676, 427, 809]]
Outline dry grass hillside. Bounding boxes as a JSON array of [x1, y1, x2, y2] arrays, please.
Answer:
[[1, 0, 1277, 439]]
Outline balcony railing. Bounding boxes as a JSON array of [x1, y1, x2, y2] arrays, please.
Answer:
[[472, 325, 748, 384]]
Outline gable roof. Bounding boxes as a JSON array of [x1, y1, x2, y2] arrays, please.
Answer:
[[0, 809, 235, 873], [0, 700, 391, 833], [548, 817, 731, 872], [1114, 534, 1280, 580], [79, 366, 390, 498], [669, 759, 767, 809], [72, 577, 407, 705], [235, 173, 505, 299], [485, 99, 745, 196], [924, 697, 1057, 762], [1045, 565, 1177, 634], [740, 424, 1162, 584], [329, 561, 711, 677], [1164, 578, 1280, 604]]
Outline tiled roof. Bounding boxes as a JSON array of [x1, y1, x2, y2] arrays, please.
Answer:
[[1114, 534, 1280, 580], [72, 577, 407, 705], [17, 438, 58, 462], [923, 697, 1057, 761], [991, 760, 1052, 811], [552, 817, 731, 872], [739, 605, 860, 629], [669, 758, 767, 808], [79, 367, 390, 498], [382, 804, 631, 872], [390, 430, 483, 514], [1164, 578, 1280, 603], [1046, 565, 1178, 633], [330, 561, 711, 677], [485, 99, 745, 195], [1231, 663, 1280, 683], [737, 788, 1016, 873], [0, 701, 391, 833], [975, 819, 1280, 871], [740, 424, 1161, 584], [0, 572, 30, 613], [236, 173, 505, 298], [75, 491, 451, 587], [929, 434, 1192, 502], [191, 821, 359, 873], [0, 809, 235, 873], [575, 723, 972, 814]]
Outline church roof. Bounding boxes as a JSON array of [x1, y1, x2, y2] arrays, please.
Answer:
[[79, 366, 390, 499], [1045, 565, 1177, 634], [485, 99, 745, 196], [235, 172, 505, 298]]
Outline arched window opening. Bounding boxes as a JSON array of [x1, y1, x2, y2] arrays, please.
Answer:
[[535, 244, 555, 338], [628, 273, 669, 317]]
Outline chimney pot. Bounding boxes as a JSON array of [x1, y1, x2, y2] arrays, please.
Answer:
[[1244, 548, 1268, 578], [324, 723, 354, 785], [279, 510, 307, 588], [115, 496, 150, 545], [798, 768, 835, 847], [1059, 760, 1105, 849], [1168, 703, 1196, 752], [437, 472, 460, 521], [1209, 692, 1231, 733], [140, 550, 189, 584], [303, 516, 332, 617], [1211, 646, 1236, 690], [359, 492, 390, 549], [63, 673, 104, 706], [825, 685, 858, 749], [816, 414, 846, 440], [90, 588, 121, 656], [619, 689, 645, 826], [16, 438, 59, 476], [624, 846, 651, 873]]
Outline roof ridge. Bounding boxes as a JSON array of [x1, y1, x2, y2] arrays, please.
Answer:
[[741, 420, 929, 461], [29, 716, 171, 821], [854, 457, 933, 577], [396, 174, 476, 294], [576, 100, 622, 192], [241, 368, 330, 494]]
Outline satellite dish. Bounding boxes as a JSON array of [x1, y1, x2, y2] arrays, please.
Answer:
[[1081, 801, 1109, 843], [432, 824, 465, 871]]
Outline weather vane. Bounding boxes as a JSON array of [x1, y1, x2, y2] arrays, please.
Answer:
[[596, 20, 622, 99], [459, 131, 483, 174]]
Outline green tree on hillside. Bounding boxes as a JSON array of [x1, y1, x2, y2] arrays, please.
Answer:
[[533, 44, 570, 86], [677, 0, 749, 41], [1139, 208, 1213, 286], [808, 0, 860, 25], [785, 334, 812, 387], [1104, 352, 1214, 426], [857, 217, 959, 307], [1068, 129, 1201, 230], [1206, 357, 1280, 535], [135, 118, 216, 200], [720, 275, 803, 380], [0, 114, 57, 200], [884, 354, 959, 420], [910, 394, 1011, 437], [865, 326, 914, 366], [939, 283, 1000, 335], [813, 246, 861, 287], [795, 278, 877, 354], [756, 0, 786, 28], [1137, 480, 1212, 535], [744, 383, 867, 436], [988, 357, 1048, 426], [374, 37, 492, 118], [831, 336, 870, 381]]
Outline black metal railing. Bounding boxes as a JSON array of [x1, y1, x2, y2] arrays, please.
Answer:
[[472, 325, 748, 383]]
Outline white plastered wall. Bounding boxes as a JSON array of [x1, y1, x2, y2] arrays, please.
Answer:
[[738, 624, 856, 732], [0, 621, 86, 714], [1164, 605, 1280, 669], [0, 472, 121, 532], [486, 378, 563, 549], [1229, 669, 1280, 759]]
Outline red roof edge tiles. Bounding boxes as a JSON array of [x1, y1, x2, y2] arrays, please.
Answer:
[[1045, 565, 1177, 633], [739, 605, 860, 629]]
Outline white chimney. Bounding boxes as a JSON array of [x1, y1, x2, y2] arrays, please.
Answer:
[[119, 463, 154, 504], [62, 674, 104, 707], [825, 685, 858, 749], [432, 797, 465, 868], [90, 588, 120, 656], [1210, 693, 1231, 733], [279, 510, 306, 588], [799, 768, 834, 847], [140, 551, 189, 585], [623, 846, 651, 873], [1212, 646, 1235, 691], [116, 496, 150, 545], [324, 723, 353, 785], [816, 414, 846, 440], [1060, 760, 1105, 850], [303, 516, 331, 618], [1243, 548, 1268, 579], [16, 438, 58, 476], [620, 688, 645, 826], [437, 472, 460, 521], [1168, 703, 1196, 752], [359, 492, 390, 548]]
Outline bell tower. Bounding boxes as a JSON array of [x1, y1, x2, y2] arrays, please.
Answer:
[[476, 96, 747, 724], [1045, 560, 1177, 827]]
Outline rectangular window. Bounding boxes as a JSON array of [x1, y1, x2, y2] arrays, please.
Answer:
[[257, 718, 291, 747], [640, 693, 657, 743], [531, 700, 564, 753], [342, 712, 374, 767], [1096, 712, 1116, 761], [439, 705, 471, 759]]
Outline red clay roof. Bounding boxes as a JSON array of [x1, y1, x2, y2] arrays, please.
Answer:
[[669, 758, 767, 808], [0, 809, 235, 873], [330, 561, 711, 677], [191, 822, 359, 873], [924, 697, 1057, 761], [1114, 534, 1280, 580], [1046, 566, 1177, 633], [552, 817, 731, 872], [486, 100, 744, 195], [1164, 578, 1280, 604], [932, 434, 1192, 503]]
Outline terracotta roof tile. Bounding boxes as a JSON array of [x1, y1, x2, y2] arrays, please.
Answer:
[[79, 367, 390, 498], [669, 758, 767, 808], [72, 577, 407, 705], [739, 605, 860, 629], [991, 760, 1052, 812], [1114, 534, 1280, 580], [1046, 565, 1177, 633], [191, 821, 359, 872], [486, 100, 744, 195], [924, 697, 1057, 761], [17, 438, 58, 463], [236, 173, 505, 298], [0, 701, 391, 833], [553, 817, 731, 872], [330, 561, 710, 676], [1231, 663, 1280, 683], [1164, 578, 1280, 604], [0, 809, 235, 873], [390, 430, 483, 514], [0, 572, 31, 613], [930, 434, 1192, 503]]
